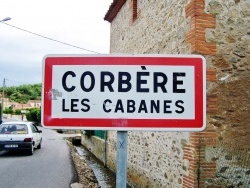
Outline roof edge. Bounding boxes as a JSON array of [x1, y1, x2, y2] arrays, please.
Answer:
[[104, 0, 126, 22]]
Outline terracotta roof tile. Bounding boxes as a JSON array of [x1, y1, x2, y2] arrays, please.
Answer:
[[104, 0, 126, 22]]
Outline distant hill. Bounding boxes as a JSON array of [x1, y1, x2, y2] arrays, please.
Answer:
[[1, 83, 41, 104]]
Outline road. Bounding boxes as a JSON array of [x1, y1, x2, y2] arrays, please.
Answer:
[[0, 125, 78, 188]]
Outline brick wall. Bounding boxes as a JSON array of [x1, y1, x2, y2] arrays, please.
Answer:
[[185, 0, 216, 55]]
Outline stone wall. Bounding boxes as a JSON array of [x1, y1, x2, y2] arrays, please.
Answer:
[[110, 0, 191, 54], [106, 131, 190, 187], [98, 0, 250, 187], [106, 1, 196, 187], [204, 0, 250, 187]]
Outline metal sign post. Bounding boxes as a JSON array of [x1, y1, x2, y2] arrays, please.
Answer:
[[116, 131, 128, 188]]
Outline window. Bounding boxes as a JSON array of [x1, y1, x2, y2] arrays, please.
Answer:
[[0, 124, 28, 134], [31, 124, 39, 133]]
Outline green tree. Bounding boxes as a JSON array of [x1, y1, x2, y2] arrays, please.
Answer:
[[26, 108, 41, 123], [9, 92, 29, 103], [3, 106, 14, 114], [14, 109, 21, 115], [37, 109, 41, 123], [1, 83, 41, 103]]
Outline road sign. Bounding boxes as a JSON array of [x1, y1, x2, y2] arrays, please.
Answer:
[[42, 55, 206, 131]]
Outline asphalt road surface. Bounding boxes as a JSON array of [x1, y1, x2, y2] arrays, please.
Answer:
[[0, 125, 78, 188]]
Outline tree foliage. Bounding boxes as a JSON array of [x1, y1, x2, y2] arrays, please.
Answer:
[[26, 108, 41, 123], [1, 83, 41, 103], [1, 84, 42, 121], [3, 107, 14, 115]]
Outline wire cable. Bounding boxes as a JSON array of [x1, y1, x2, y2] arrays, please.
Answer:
[[0, 21, 101, 54]]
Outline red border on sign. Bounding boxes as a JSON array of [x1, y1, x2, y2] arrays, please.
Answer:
[[42, 55, 205, 131]]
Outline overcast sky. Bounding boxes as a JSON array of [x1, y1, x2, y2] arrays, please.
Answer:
[[0, 0, 112, 87]]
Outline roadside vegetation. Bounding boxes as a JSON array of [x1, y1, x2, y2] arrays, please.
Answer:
[[2, 83, 41, 102], [0, 83, 42, 123]]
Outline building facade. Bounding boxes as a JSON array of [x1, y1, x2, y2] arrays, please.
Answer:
[[83, 1, 250, 187]]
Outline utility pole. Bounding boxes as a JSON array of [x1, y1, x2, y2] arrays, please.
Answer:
[[0, 17, 11, 123], [1, 78, 5, 124]]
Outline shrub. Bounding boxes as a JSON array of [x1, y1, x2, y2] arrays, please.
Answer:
[[26, 108, 41, 123], [14, 109, 21, 115], [3, 107, 14, 115]]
